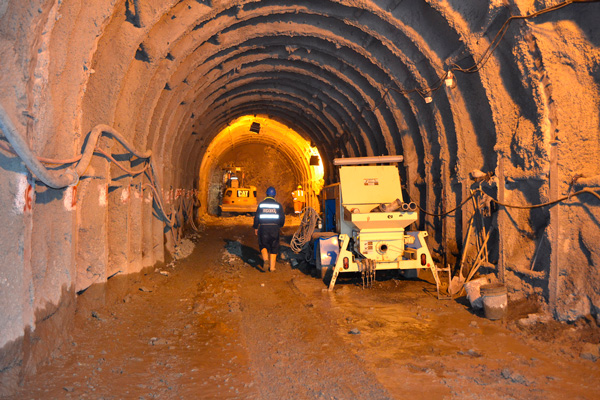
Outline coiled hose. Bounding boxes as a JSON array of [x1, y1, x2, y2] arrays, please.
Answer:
[[290, 207, 318, 254]]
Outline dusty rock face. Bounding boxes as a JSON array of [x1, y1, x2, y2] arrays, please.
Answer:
[[217, 143, 299, 213], [0, 0, 599, 393]]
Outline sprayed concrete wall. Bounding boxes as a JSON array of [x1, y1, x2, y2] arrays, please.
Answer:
[[0, 0, 599, 393]]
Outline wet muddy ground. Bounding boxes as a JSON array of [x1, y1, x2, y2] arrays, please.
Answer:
[[5, 216, 600, 399]]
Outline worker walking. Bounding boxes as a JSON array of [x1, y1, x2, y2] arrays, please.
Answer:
[[291, 184, 305, 214], [254, 186, 285, 272]]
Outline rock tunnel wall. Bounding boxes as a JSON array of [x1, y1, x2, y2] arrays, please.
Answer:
[[0, 0, 599, 392]]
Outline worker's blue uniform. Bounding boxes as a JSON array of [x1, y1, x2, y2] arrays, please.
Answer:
[[253, 196, 285, 253]]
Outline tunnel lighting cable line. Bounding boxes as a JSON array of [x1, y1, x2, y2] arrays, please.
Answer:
[[452, 0, 600, 75], [486, 188, 600, 209], [361, 0, 600, 114], [417, 187, 600, 218]]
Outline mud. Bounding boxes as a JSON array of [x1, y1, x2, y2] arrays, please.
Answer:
[[4, 216, 600, 399]]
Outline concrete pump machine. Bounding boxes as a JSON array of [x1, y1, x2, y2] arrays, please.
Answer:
[[313, 155, 443, 294]]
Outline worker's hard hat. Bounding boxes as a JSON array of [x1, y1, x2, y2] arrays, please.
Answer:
[[297, 185, 302, 189], [266, 186, 276, 197]]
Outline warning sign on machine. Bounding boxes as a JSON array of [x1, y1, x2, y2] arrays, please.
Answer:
[[363, 178, 379, 186]]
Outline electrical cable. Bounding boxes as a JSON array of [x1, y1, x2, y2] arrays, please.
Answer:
[[453, 0, 598, 75], [75, 124, 152, 181], [417, 191, 477, 217], [0, 140, 84, 164], [0, 103, 79, 188], [94, 148, 150, 175], [359, 0, 600, 114], [417, 186, 600, 218], [485, 187, 600, 209], [291, 207, 318, 254], [0, 103, 185, 236], [183, 196, 201, 233], [147, 159, 175, 228], [0, 106, 153, 187]]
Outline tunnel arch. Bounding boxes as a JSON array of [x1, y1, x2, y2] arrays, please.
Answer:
[[198, 114, 324, 214], [1, 1, 600, 390], [57, 0, 600, 270], [100, 0, 487, 189]]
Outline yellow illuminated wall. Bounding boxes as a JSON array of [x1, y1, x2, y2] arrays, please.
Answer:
[[198, 115, 324, 214]]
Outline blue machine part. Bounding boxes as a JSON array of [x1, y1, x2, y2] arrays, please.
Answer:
[[324, 199, 336, 232], [314, 235, 340, 267], [404, 231, 423, 250]]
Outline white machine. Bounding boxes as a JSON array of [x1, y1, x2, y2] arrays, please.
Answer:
[[316, 156, 442, 293]]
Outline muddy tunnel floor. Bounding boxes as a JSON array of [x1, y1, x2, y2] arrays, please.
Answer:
[[6, 216, 600, 400]]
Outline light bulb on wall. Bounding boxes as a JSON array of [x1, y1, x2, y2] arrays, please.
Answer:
[[445, 71, 456, 88]]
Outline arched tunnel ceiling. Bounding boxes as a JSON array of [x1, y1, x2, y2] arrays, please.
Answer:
[[0, 0, 596, 209], [82, 0, 507, 189], [12, 0, 574, 219]]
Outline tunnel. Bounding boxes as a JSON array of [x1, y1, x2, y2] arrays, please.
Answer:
[[1, 0, 600, 395]]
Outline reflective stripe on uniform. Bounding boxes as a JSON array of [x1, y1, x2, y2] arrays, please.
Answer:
[[259, 203, 280, 208], [259, 214, 280, 219]]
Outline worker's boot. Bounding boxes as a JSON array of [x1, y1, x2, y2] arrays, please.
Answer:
[[269, 253, 277, 272], [260, 248, 269, 271]]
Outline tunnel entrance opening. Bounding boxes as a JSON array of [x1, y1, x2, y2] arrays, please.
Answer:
[[198, 115, 324, 216]]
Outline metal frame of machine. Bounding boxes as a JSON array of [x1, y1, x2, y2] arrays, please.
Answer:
[[315, 156, 442, 293]]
